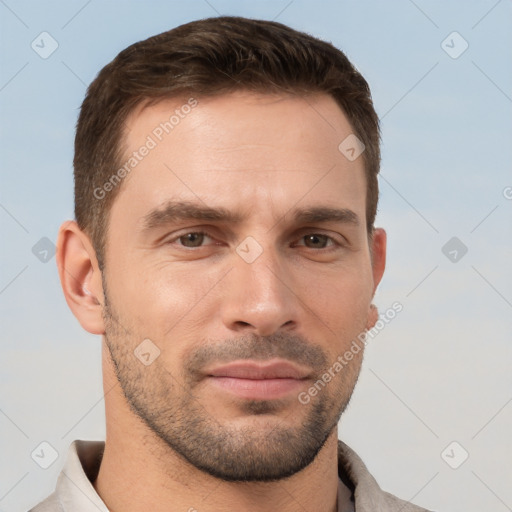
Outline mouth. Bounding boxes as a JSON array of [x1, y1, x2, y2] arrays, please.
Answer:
[[204, 359, 312, 400]]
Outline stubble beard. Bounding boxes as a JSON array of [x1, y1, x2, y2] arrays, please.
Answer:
[[101, 290, 364, 482]]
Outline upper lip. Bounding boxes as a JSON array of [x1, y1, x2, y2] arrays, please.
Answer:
[[206, 360, 312, 380]]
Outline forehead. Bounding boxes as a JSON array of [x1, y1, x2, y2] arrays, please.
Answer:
[[113, 91, 366, 227], [125, 91, 355, 165]]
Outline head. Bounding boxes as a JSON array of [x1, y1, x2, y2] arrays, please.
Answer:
[[58, 16, 386, 482]]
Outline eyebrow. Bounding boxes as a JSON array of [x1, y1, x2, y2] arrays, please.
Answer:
[[142, 201, 244, 230], [292, 207, 360, 226], [141, 200, 360, 231]]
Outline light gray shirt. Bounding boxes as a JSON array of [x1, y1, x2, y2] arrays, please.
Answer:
[[28, 439, 433, 511]]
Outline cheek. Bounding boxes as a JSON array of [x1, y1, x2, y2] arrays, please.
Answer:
[[108, 260, 222, 339], [296, 266, 373, 353], [300, 265, 372, 315]]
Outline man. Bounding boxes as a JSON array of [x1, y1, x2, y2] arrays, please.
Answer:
[[30, 16, 433, 512]]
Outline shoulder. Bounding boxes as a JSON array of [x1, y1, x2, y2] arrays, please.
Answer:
[[337, 440, 435, 512], [379, 489, 435, 511], [27, 491, 64, 512]]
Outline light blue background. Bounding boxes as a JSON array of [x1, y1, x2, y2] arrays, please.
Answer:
[[1, 1, 511, 511]]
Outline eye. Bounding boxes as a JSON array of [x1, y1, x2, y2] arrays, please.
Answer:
[[297, 234, 336, 249], [174, 231, 214, 248]]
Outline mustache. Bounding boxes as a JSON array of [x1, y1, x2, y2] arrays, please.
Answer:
[[184, 332, 328, 381]]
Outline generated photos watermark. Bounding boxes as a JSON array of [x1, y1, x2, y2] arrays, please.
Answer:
[[298, 301, 403, 405], [93, 97, 198, 200]]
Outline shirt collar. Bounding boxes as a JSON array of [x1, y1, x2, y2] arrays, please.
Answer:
[[38, 438, 421, 512]]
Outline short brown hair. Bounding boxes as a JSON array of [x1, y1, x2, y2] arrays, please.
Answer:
[[74, 16, 380, 269]]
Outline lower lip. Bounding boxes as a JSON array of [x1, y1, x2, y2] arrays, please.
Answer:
[[208, 377, 305, 400]]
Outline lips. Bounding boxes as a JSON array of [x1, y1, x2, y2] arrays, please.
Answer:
[[205, 360, 312, 400], [207, 360, 311, 380]]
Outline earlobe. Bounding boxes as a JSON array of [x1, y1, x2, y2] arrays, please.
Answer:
[[56, 221, 105, 335], [366, 303, 379, 330]]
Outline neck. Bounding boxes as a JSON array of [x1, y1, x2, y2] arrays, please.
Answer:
[[94, 342, 344, 512]]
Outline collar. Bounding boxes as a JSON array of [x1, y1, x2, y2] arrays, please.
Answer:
[[31, 439, 431, 512]]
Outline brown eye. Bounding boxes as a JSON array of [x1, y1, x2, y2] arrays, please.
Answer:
[[178, 232, 206, 247], [303, 234, 330, 249]]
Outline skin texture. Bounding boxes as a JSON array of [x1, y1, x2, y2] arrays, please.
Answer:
[[57, 91, 386, 512]]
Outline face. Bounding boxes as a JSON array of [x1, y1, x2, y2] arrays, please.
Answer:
[[100, 91, 384, 481]]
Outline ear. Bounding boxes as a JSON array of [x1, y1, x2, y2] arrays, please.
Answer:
[[56, 220, 105, 335], [366, 227, 387, 329]]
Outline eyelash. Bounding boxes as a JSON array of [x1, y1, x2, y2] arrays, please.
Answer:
[[167, 230, 344, 250]]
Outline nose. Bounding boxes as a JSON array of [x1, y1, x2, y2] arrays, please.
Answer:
[[220, 243, 300, 336]]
